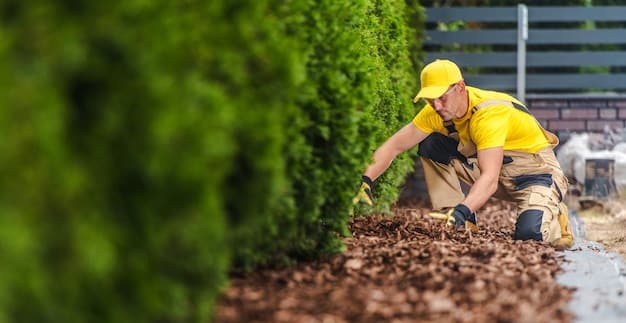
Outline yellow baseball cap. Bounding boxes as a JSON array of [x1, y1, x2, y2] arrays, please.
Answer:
[[413, 59, 463, 103]]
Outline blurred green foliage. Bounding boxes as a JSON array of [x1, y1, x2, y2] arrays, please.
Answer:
[[0, 1, 240, 322], [0, 0, 424, 322]]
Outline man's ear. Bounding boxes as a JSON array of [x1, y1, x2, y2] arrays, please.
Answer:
[[458, 80, 466, 91]]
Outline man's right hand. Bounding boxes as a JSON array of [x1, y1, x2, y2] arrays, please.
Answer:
[[428, 204, 478, 233], [352, 176, 374, 206]]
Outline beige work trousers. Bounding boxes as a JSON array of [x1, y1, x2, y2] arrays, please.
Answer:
[[422, 147, 568, 244]]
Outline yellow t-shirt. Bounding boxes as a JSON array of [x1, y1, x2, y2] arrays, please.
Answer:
[[412, 86, 549, 153]]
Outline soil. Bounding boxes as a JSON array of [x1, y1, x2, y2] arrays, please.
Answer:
[[584, 218, 626, 258], [574, 199, 626, 259], [213, 199, 574, 323]]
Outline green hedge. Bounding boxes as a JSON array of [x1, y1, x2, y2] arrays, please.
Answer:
[[0, 1, 247, 322], [0, 0, 424, 322], [229, 0, 425, 268]]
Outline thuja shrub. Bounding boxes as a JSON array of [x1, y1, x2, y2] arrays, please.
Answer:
[[0, 0, 289, 322], [0, 0, 425, 321], [228, 0, 425, 267], [287, 0, 424, 251], [357, 0, 425, 212], [217, 0, 306, 269]]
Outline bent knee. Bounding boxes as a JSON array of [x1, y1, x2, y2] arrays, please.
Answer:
[[417, 133, 459, 164], [514, 209, 543, 241]]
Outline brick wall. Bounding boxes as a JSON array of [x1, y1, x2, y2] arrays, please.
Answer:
[[527, 96, 626, 135]]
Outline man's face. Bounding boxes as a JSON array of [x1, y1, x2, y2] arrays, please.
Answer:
[[425, 83, 463, 121]]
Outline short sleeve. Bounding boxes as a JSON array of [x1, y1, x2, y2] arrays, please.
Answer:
[[412, 106, 446, 135]]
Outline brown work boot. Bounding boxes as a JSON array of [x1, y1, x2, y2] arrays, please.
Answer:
[[553, 202, 574, 249]]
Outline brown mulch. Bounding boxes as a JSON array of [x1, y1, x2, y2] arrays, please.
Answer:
[[214, 200, 575, 323]]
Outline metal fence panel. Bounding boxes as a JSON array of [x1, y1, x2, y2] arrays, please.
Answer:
[[527, 52, 626, 67], [425, 53, 517, 67], [425, 7, 517, 22], [425, 30, 518, 45], [424, 5, 626, 96], [526, 74, 626, 90], [528, 6, 626, 22], [529, 29, 626, 45]]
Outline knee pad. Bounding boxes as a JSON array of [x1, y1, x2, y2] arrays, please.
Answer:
[[418, 133, 462, 165], [514, 209, 543, 241]]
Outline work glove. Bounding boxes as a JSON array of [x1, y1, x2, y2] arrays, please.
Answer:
[[428, 204, 478, 233], [352, 175, 374, 206]]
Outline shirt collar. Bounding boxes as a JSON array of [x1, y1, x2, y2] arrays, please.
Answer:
[[454, 86, 478, 123]]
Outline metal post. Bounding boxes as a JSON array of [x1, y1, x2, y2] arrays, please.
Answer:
[[517, 4, 528, 103]]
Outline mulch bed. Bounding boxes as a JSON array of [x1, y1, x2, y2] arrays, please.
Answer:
[[214, 200, 574, 323]]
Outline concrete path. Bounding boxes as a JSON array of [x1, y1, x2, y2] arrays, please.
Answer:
[[557, 210, 626, 323]]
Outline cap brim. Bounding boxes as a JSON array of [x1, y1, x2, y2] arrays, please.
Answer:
[[412, 86, 449, 103]]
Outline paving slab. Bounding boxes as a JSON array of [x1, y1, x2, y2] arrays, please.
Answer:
[[557, 210, 626, 323]]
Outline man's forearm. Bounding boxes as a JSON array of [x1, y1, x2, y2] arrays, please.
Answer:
[[463, 147, 503, 211], [363, 144, 400, 181], [462, 175, 498, 212], [363, 123, 427, 181]]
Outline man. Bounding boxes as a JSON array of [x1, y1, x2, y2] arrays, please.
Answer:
[[354, 59, 573, 249]]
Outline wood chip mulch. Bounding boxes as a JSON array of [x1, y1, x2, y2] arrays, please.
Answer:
[[214, 200, 575, 323]]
